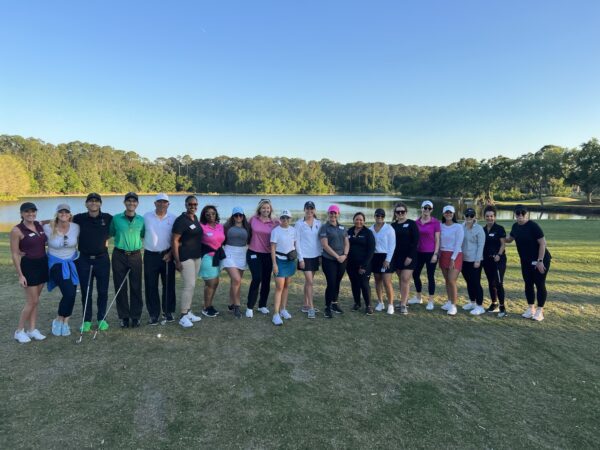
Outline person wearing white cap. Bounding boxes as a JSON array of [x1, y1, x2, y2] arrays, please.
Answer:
[[408, 200, 441, 310], [270, 209, 297, 325], [143, 193, 177, 325], [439, 205, 464, 316], [369, 208, 396, 314], [222, 206, 251, 318], [43, 204, 81, 336]]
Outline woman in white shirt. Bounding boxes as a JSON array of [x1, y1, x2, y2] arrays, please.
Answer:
[[270, 209, 298, 326], [43, 203, 80, 337], [439, 205, 464, 316], [294, 201, 322, 319], [369, 208, 396, 315]]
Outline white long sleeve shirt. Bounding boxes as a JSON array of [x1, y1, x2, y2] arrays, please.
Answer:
[[294, 217, 322, 261], [369, 223, 396, 262], [441, 223, 464, 260]]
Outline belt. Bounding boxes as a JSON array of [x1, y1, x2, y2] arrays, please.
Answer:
[[144, 248, 171, 256], [114, 248, 141, 256], [81, 252, 108, 260]]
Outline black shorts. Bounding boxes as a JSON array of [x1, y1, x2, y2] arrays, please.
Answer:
[[372, 253, 394, 274], [298, 257, 320, 272], [393, 253, 417, 271], [20, 255, 49, 286]]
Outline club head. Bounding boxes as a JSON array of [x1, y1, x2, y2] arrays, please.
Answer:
[[160, 319, 167, 325], [75, 336, 83, 344]]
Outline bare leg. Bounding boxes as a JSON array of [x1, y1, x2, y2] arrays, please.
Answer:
[[226, 268, 243, 306], [383, 273, 394, 305], [18, 285, 43, 330], [400, 270, 413, 306], [204, 278, 219, 308], [274, 277, 285, 313], [303, 271, 315, 308], [281, 277, 292, 310]]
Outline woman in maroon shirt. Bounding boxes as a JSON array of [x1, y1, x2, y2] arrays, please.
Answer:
[[10, 202, 49, 343]]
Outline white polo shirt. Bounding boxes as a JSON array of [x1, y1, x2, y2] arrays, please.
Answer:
[[143, 211, 176, 252], [295, 217, 322, 261]]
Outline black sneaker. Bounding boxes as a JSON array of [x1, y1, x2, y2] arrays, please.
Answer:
[[352, 303, 361, 311], [331, 303, 344, 314], [498, 306, 508, 318], [487, 303, 500, 313], [228, 304, 234, 311], [164, 313, 175, 322], [131, 319, 140, 328], [202, 308, 218, 318], [210, 306, 220, 316], [324, 307, 333, 319], [366, 306, 374, 315], [120, 318, 129, 328], [233, 305, 242, 318], [148, 317, 159, 326]]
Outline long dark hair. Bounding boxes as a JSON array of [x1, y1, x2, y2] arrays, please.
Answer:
[[224, 213, 252, 244], [200, 205, 220, 224], [441, 212, 458, 224]]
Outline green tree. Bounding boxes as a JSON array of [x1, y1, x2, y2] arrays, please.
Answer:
[[566, 138, 600, 203], [0, 154, 30, 198]]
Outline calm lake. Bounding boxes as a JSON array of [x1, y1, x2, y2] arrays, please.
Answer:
[[0, 194, 593, 230]]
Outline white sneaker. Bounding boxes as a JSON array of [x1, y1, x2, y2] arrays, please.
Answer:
[[258, 307, 270, 315], [470, 305, 485, 316], [246, 308, 254, 318], [447, 304, 457, 316], [387, 304, 395, 315], [375, 302, 384, 312], [407, 296, 422, 305], [462, 302, 476, 311], [186, 311, 202, 322], [441, 301, 451, 311], [532, 309, 544, 322], [14, 329, 31, 343], [26, 329, 46, 341], [280, 309, 292, 320], [522, 307, 535, 319], [179, 315, 193, 328], [272, 313, 283, 326], [426, 300, 435, 311]]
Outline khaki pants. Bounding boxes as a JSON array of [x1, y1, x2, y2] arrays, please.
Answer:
[[180, 258, 200, 313]]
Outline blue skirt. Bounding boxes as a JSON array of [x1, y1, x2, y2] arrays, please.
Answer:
[[275, 258, 296, 278]]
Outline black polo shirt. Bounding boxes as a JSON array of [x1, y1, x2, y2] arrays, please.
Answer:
[[391, 220, 419, 260], [483, 222, 506, 258], [73, 211, 113, 255], [347, 226, 375, 269], [510, 220, 551, 263], [172, 212, 203, 262]]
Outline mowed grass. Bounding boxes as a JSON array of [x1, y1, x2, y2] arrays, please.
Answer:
[[0, 221, 599, 449]]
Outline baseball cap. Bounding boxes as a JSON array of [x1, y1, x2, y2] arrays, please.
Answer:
[[86, 193, 102, 202], [20, 202, 37, 212], [421, 200, 434, 208], [304, 201, 316, 209], [124, 192, 139, 201], [374, 208, 386, 217], [327, 204, 340, 214], [280, 209, 292, 218], [514, 204, 528, 213], [443, 205, 455, 213], [232, 206, 244, 215], [464, 207, 476, 216], [155, 193, 169, 202], [56, 203, 71, 213]]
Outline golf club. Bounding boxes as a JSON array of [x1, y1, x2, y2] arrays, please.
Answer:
[[76, 264, 94, 344], [93, 269, 131, 340]]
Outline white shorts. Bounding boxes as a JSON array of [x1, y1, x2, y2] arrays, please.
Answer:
[[221, 245, 248, 270]]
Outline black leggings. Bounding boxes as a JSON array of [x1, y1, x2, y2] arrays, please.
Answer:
[[246, 250, 273, 309], [50, 264, 77, 317], [521, 258, 551, 307], [346, 262, 371, 307], [482, 257, 506, 305], [322, 257, 347, 308], [461, 261, 484, 305], [413, 252, 437, 295]]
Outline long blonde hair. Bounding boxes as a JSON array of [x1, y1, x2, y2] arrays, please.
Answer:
[[49, 211, 72, 237], [255, 199, 273, 218]]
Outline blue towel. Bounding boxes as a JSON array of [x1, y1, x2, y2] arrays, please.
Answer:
[[47, 252, 80, 291]]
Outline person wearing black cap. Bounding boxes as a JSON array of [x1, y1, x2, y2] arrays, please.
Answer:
[[460, 207, 486, 316], [295, 200, 322, 318], [109, 192, 145, 328], [73, 193, 113, 332], [11, 202, 48, 343], [505, 205, 551, 321]]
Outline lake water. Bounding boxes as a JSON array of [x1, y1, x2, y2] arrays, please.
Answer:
[[0, 194, 592, 230]]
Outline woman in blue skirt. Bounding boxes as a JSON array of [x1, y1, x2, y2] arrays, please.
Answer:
[[270, 209, 298, 326]]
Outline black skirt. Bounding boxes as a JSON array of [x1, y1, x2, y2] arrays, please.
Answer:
[[392, 252, 417, 271], [298, 257, 320, 272], [20, 255, 49, 286], [372, 253, 394, 274]]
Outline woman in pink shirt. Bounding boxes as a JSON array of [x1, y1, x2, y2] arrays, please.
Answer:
[[199, 205, 226, 318], [245, 199, 279, 318]]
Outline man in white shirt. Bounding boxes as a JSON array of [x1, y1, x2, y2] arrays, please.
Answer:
[[143, 193, 177, 325]]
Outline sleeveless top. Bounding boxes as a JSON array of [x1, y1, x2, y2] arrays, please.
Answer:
[[17, 221, 47, 259]]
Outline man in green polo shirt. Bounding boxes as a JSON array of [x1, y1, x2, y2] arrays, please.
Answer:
[[109, 192, 145, 328]]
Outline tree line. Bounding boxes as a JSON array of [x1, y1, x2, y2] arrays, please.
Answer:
[[0, 134, 598, 204]]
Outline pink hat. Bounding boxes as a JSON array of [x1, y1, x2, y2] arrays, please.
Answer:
[[327, 204, 340, 214]]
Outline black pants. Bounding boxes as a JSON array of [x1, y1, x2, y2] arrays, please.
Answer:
[[521, 258, 551, 307], [461, 261, 484, 305], [144, 250, 176, 319], [76, 253, 110, 322], [322, 257, 347, 308], [50, 263, 78, 317], [246, 250, 272, 309], [482, 256, 506, 306], [112, 249, 143, 320], [413, 252, 437, 295], [346, 262, 371, 307]]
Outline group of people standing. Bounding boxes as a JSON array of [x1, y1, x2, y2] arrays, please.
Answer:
[[11, 195, 552, 342]]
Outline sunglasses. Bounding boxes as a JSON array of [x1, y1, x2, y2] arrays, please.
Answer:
[[422, 206, 432, 210], [233, 213, 243, 218], [515, 210, 527, 216], [187, 203, 198, 207], [465, 214, 475, 218], [375, 214, 385, 218], [63, 235, 68, 247], [205, 211, 216, 216], [395, 210, 406, 214]]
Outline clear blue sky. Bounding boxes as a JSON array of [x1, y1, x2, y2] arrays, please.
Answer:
[[1, 0, 599, 165]]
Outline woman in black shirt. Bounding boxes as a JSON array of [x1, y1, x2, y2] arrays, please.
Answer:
[[391, 202, 419, 315], [346, 212, 376, 315], [505, 205, 551, 322], [482, 205, 507, 317]]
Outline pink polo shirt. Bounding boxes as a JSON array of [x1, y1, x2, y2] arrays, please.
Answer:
[[249, 215, 279, 253], [200, 223, 225, 256], [416, 217, 441, 253]]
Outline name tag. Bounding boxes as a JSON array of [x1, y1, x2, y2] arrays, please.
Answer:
[[489, 233, 495, 237], [28, 232, 36, 237], [250, 254, 257, 259], [531, 261, 538, 266], [338, 226, 344, 230], [403, 224, 409, 228], [189, 224, 196, 230], [207, 232, 214, 237]]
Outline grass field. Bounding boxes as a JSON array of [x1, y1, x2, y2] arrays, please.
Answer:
[[1, 221, 599, 449]]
